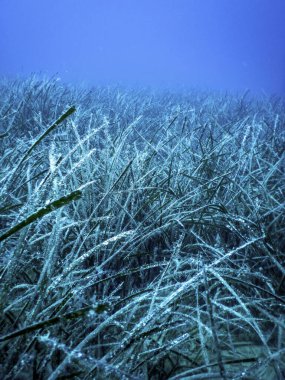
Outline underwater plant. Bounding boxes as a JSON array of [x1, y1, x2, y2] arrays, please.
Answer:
[[0, 76, 284, 379]]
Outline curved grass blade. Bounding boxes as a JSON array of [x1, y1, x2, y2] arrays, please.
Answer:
[[0, 304, 108, 343], [0, 190, 82, 243], [17, 105, 76, 168]]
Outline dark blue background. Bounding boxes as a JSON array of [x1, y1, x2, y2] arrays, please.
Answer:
[[0, 0, 284, 95]]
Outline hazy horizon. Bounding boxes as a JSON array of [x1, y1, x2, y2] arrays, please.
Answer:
[[0, 0, 285, 96]]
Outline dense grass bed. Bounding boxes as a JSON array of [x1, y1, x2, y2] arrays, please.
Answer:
[[0, 76, 284, 379]]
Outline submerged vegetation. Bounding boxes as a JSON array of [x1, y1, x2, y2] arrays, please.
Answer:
[[0, 76, 284, 379]]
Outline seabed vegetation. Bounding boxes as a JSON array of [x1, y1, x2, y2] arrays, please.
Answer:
[[0, 76, 284, 379]]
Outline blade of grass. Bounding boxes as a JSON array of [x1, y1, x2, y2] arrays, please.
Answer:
[[0, 303, 109, 343], [0, 190, 82, 243], [17, 106, 76, 168]]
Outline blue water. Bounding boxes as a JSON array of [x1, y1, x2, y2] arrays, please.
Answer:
[[0, 0, 284, 96]]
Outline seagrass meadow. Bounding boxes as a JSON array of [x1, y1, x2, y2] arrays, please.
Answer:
[[0, 76, 284, 380]]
